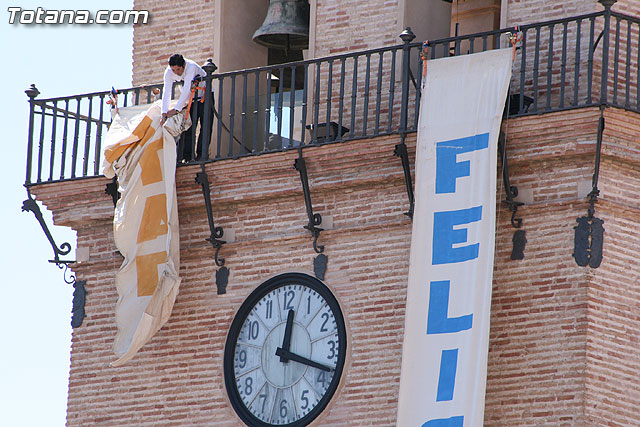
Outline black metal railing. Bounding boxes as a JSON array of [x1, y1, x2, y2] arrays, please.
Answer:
[[24, 6, 639, 186]]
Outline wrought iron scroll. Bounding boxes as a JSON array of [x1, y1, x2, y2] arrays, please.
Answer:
[[195, 164, 226, 267], [498, 133, 524, 229], [394, 143, 414, 219], [195, 164, 229, 293], [22, 189, 74, 267], [498, 133, 526, 260], [22, 188, 86, 327], [573, 109, 605, 268], [294, 149, 324, 254]]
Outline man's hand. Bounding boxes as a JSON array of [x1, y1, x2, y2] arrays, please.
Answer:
[[161, 109, 179, 125]]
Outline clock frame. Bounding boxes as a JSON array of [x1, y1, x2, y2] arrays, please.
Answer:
[[223, 272, 347, 426]]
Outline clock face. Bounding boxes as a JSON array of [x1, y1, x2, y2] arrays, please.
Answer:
[[224, 273, 347, 426]]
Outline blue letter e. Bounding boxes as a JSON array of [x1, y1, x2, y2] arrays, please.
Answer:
[[433, 206, 482, 265]]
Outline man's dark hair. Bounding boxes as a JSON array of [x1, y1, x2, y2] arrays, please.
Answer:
[[168, 54, 185, 67]]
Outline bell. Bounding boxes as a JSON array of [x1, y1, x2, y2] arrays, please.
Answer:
[[253, 0, 310, 51]]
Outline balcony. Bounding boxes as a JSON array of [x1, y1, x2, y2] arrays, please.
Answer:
[[23, 8, 639, 187]]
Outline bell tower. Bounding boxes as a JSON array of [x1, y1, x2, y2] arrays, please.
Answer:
[[21, 0, 640, 425]]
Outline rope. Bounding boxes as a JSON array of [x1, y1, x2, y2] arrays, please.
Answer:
[[420, 41, 429, 80], [186, 81, 206, 117], [508, 26, 522, 63]]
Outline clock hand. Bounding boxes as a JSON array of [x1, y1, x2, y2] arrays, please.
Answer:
[[275, 347, 333, 372], [279, 309, 294, 363]]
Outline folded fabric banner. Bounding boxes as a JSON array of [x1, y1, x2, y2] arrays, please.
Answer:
[[102, 100, 189, 366], [397, 49, 512, 426]]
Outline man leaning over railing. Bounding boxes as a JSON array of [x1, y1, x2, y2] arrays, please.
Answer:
[[161, 53, 213, 161]]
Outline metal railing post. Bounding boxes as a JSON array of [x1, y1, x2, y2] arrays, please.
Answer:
[[396, 28, 416, 219], [399, 27, 416, 134], [202, 58, 217, 161], [599, 0, 617, 105], [25, 84, 40, 186]]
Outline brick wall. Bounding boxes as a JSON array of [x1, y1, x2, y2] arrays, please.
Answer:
[[485, 108, 599, 425], [584, 108, 640, 425], [506, 0, 599, 23], [34, 134, 414, 426], [612, 0, 640, 15], [313, 0, 399, 57], [484, 106, 640, 425], [30, 104, 640, 425], [132, 0, 216, 86]]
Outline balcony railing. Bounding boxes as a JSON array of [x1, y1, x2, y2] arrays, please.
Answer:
[[24, 8, 639, 186]]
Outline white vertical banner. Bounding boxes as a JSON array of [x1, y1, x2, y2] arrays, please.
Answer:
[[397, 49, 512, 426], [102, 101, 189, 366]]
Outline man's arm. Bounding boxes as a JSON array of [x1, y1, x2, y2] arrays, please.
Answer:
[[161, 67, 173, 115]]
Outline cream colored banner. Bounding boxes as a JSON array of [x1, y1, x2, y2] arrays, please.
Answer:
[[397, 49, 512, 426], [102, 100, 189, 366]]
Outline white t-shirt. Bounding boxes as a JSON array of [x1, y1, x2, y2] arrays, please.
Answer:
[[161, 58, 206, 114]]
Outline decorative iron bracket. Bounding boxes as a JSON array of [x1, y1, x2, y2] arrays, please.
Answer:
[[22, 188, 75, 268], [49, 260, 77, 285], [294, 149, 324, 254], [195, 165, 226, 267], [573, 109, 605, 268], [394, 141, 415, 219], [587, 111, 605, 220], [22, 188, 86, 326], [498, 132, 527, 260], [498, 132, 524, 229]]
